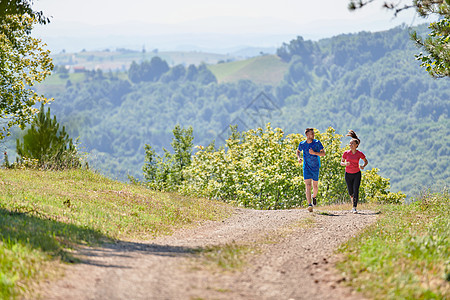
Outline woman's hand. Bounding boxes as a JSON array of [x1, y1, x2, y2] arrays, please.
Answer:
[[360, 158, 368, 170], [341, 159, 350, 167]]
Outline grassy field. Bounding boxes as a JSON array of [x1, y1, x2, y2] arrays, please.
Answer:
[[336, 190, 449, 299], [208, 55, 288, 85], [0, 169, 232, 299]]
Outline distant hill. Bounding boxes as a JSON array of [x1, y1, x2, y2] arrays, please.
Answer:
[[208, 55, 288, 85], [50, 49, 238, 72]]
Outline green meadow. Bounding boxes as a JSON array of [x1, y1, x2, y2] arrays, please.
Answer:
[[0, 169, 232, 299], [208, 55, 288, 85]]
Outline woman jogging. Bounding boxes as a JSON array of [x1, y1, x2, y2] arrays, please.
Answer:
[[340, 130, 368, 214]]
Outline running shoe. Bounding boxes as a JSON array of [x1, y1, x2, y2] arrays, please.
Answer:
[[352, 207, 358, 214], [307, 203, 313, 212], [312, 197, 317, 206]]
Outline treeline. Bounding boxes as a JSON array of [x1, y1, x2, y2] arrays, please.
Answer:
[[34, 24, 448, 196], [128, 56, 216, 84]]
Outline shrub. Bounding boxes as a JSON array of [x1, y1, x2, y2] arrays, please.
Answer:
[[15, 104, 82, 170], [360, 168, 406, 204], [144, 123, 405, 209], [143, 125, 193, 191]]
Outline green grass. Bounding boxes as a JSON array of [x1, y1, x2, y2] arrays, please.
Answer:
[[193, 242, 256, 271], [208, 55, 288, 85], [0, 168, 232, 299], [34, 72, 86, 95], [336, 190, 449, 299]]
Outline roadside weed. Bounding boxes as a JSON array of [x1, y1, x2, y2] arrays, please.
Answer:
[[337, 190, 449, 299]]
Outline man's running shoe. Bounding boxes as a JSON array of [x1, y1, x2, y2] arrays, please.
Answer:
[[352, 207, 358, 214], [307, 203, 313, 212], [312, 197, 317, 206]]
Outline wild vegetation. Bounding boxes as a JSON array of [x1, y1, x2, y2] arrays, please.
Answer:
[[337, 189, 449, 299], [143, 124, 405, 209]]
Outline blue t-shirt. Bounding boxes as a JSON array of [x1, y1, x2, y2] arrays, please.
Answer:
[[297, 139, 324, 171]]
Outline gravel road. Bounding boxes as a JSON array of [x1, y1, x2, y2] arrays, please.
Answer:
[[37, 207, 379, 300]]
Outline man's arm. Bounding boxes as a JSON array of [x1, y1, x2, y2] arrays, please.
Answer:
[[296, 149, 303, 163]]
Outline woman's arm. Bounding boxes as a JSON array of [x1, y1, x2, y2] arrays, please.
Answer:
[[360, 157, 368, 170], [341, 157, 350, 167]]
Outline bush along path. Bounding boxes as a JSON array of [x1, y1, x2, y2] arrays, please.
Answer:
[[38, 206, 378, 300]]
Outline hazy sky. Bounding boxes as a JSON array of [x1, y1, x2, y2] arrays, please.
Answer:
[[33, 0, 419, 26], [32, 0, 426, 52]]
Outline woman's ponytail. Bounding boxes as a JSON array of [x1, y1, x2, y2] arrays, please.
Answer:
[[346, 130, 360, 145]]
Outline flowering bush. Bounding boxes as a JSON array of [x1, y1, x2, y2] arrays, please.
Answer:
[[145, 123, 405, 208]]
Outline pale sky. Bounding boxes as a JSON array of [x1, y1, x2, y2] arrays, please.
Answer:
[[33, 0, 418, 26], [31, 0, 427, 52]]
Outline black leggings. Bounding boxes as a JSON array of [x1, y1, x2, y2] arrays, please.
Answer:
[[345, 171, 361, 208]]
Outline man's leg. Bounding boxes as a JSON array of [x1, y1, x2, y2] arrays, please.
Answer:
[[312, 180, 319, 199], [304, 179, 312, 205], [313, 180, 319, 205]]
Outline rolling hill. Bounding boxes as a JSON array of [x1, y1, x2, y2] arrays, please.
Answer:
[[208, 55, 288, 85]]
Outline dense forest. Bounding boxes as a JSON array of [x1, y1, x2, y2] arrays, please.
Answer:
[[20, 24, 449, 196]]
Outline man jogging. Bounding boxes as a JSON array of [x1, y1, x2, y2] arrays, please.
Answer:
[[296, 128, 325, 212]]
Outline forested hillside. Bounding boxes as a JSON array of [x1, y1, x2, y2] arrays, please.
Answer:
[[28, 24, 448, 196]]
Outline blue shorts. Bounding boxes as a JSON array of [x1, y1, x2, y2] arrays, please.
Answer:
[[303, 168, 319, 181]]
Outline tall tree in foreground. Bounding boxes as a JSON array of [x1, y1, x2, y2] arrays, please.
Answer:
[[0, 7, 53, 139], [0, 0, 50, 24], [348, 0, 450, 78]]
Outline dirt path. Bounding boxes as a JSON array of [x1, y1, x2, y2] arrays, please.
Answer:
[[37, 208, 378, 300]]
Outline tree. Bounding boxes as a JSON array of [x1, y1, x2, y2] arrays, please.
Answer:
[[127, 57, 169, 83], [160, 64, 186, 82], [146, 56, 169, 81], [142, 124, 194, 190], [196, 64, 217, 84], [171, 124, 194, 174], [0, 14, 53, 139], [0, 0, 50, 26], [128, 61, 140, 83], [16, 104, 80, 169], [412, 13, 450, 77], [348, 0, 450, 77]]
